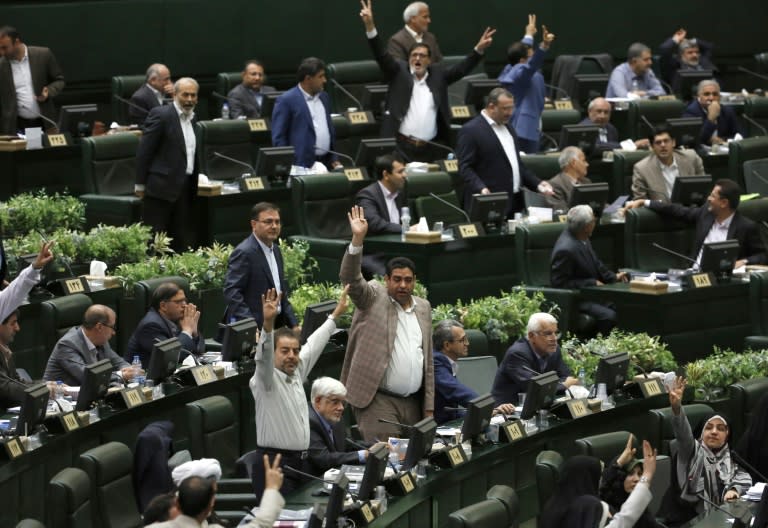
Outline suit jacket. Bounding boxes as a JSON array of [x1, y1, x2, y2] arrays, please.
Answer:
[[386, 27, 444, 63], [0, 349, 25, 409], [369, 33, 482, 142], [649, 201, 767, 265], [307, 406, 361, 476], [227, 83, 277, 119], [491, 338, 572, 406], [355, 182, 404, 235], [128, 83, 164, 127], [658, 37, 717, 88], [0, 45, 65, 134], [551, 228, 616, 288], [683, 100, 745, 146], [498, 46, 548, 142], [433, 351, 478, 424], [339, 248, 434, 413], [124, 308, 205, 367], [579, 117, 621, 150], [456, 113, 541, 216], [134, 420, 175, 512], [631, 150, 705, 201], [136, 104, 199, 202], [546, 173, 593, 212], [271, 85, 336, 168], [43, 326, 129, 386], [223, 234, 297, 328]]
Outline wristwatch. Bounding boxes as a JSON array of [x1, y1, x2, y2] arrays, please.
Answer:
[[639, 476, 649, 484]]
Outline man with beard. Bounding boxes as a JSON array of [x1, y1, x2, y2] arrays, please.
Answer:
[[683, 79, 745, 147], [227, 59, 276, 119]]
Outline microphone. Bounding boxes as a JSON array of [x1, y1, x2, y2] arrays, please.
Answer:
[[329, 78, 364, 111], [0, 371, 28, 388], [112, 94, 150, 116], [630, 361, 649, 379], [741, 114, 768, 136], [521, 364, 541, 375], [652, 242, 697, 267], [210, 91, 231, 103], [19, 105, 58, 130], [213, 152, 258, 175], [659, 79, 674, 96], [313, 146, 355, 166], [729, 449, 768, 484], [411, 136, 456, 159], [428, 193, 471, 223], [377, 418, 414, 430], [283, 465, 339, 485], [640, 114, 656, 136], [544, 83, 571, 100], [737, 66, 768, 83], [344, 437, 370, 451], [695, 491, 752, 527], [441, 406, 467, 412]]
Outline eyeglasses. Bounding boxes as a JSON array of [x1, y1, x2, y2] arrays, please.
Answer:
[[450, 336, 469, 344], [100, 322, 116, 331], [535, 331, 561, 339], [258, 219, 281, 226]]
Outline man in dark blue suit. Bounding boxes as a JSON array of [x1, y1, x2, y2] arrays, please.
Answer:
[[128, 63, 172, 127], [271, 58, 339, 173], [125, 282, 204, 367], [135, 77, 199, 253], [457, 87, 552, 217], [223, 202, 298, 329], [579, 97, 650, 152], [683, 79, 745, 147]]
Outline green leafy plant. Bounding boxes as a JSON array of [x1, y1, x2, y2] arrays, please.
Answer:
[[685, 347, 768, 399], [281, 238, 319, 287], [289, 282, 353, 327], [0, 190, 85, 235]]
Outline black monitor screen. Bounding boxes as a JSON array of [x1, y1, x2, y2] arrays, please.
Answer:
[[520, 371, 559, 420], [594, 352, 630, 394], [361, 84, 389, 119], [670, 174, 711, 206], [76, 359, 113, 411], [255, 146, 294, 185], [573, 74, 610, 111], [559, 124, 601, 157], [355, 138, 397, 175], [676, 70, 714, 101], [57, 104, 98, 139], [666, 117, 704, 149], [460, 393, 495, 443], [324, 473, 349, 528], [357, 442, 389, 501], [467, 192, 508, 230], [300, 300, 337, 345], [221, 317, 259, 363], [569, 182, 610, 217], [402, 416, 437, 471], [260, 91, 284, 119], [16, 383, 50, 437], [147, 337, 181, 382], [464, 79, 502, 112], [699, 239, 739, 281]]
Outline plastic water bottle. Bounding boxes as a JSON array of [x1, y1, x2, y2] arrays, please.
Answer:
[[221, 103, 230, 119], [55, 380, 64, 401], [400, 207, 411, 241], [131, 355, 142, 379], [578, 367, 586, 386]]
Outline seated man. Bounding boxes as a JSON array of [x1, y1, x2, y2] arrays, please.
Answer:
[[625, 179, 767, 268], [683, 79, 745, 147], [606, 42, 665, 98], [227, 59, 277, 119], [546, 146, 592, 212], [658, 28, 717, 91], [432, 319, 514, 424], [491, 313, 579, 406], [580, 97, 649, 151], [551, 205, 628, 335], [129, 63, 172, 127], [631, 126, 705, 202], [125, 282, 205, 367], [44, 305, 139, 386]]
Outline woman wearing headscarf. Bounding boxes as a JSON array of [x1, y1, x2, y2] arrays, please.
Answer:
[[736, 392, 768, 482]]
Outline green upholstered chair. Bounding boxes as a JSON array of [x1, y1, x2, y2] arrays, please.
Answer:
[[465, 329, 489, 358], [133, 276, 189, 313], [447, 497, 512, 528], [78, 442, 142, 528], [535, 450, 563, 517], [574, 430, 636, 464], [16, 520, 46, 528], [195, 119, 253, 182], [729, 136, 768, 189], [627, 99, 686, 139], [48, 467, 93, 528], [729, 377, 768, 440], [326, 60, 384, 113], [79, 134, 142, 229], [613, 150, 650, 199], [521, 154, 562, 182], [744, 96, 768, 137], [111, 75, 146, 124], [485, 485, 519, 528], [407, 171, 465, 225], [186, 396, 239, 477], [39, 294, 93, 376], [541, 108, 582, 149], [623, 207, 694, 271], [743, 159, 768, 195], [746, 271, 768, 349], [456, 356, 498, 396], [647, 403, 714, 456], [214, 72, 241, 116]]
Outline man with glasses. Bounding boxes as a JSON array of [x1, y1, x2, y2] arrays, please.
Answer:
[[683, 79, 745, 147], [125, 282, 204, 366], [491, 313, 579, 407], [44, 305, 139, 386], [224, 202, 298, 329]]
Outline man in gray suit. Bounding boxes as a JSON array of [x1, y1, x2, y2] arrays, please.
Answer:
[[227, 60, 276, 119], [0, 25, 65, 134], [387, 2, 443, 63], [631, 126, 704, 202], [340, 206, 434, 442], [546, 146, 592, 212]]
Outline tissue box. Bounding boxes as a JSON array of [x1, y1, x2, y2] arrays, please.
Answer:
[[197, 183, 223, 196], [404, 231, 442, 244], [629, 280, 668, 294]]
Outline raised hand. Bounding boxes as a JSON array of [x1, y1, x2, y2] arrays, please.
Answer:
[[525, 14, 537, 37], [261, 288, 279, 332], [333, 284, 350, 318], [359, 0, 375, 32], [32, 240, 55, 270], [673, 28, 687, 44], [475, 27, 496, 52], [264, 453, 284, 490], [348, 205, 368, 244], [180, 303, 201, 336], [640, 440, 657, 482], [617, 433, 636, 467], [669, 376, 686, 412], [540, 25, 556, 49]]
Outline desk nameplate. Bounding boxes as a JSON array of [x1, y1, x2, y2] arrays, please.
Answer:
[[3, 437, 26, 459], [500, 419, 527, 442]]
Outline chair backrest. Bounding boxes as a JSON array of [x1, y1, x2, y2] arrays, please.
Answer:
[[79, 442, 142, 528], [749, 271, 768, 336], [39, 294, 93, 375], [214, 72, 242, 115], [134, 276, 190, 313], [729, 377, 768, 440], [447, 498, 511, 528], [646, 403, 715, 455], [737, 197, 768, 227], [456, 356, 498, 396], [16, 520, 46, 528], [541, 109, 582, 148], [465, 329, 489, 357], [81, 134, 140, 195], [623, 207, 694, 271], [514, 222, 566, 286], [486, 485, 519, 528], [612, 150, 650, 199], [744, 96, 768, 137], [195, 120, 253, 182], [292, 174, 367, 238], [111, 75, 146, 124], [48, 467, 93, 528], [574, 430, 635, 464], [535, 450, 563, 515], [326, 60, 385, 113], [521, 154, 562, 183], [406, 171, 465, 225], [186, 395, 239, 477], [743, 159, 768, 195], [729, 136, 768, 190], [628, 99, 686, 139]]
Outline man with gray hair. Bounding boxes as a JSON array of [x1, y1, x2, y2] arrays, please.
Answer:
[[551, 205, 627, 335], [658, 28, 717, 90], [387, 2, 443, 63], [606, 42, 665, 98], [129, 63, 172, 126], [546, 146, 593, 212], [491, 313, 579, 407], [683, 79, 745, 146]]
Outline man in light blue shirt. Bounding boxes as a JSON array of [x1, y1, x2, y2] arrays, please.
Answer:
[[606, 42, 665, 98]]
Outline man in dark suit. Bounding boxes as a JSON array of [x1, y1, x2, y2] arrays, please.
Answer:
[[360, 0, 495, 162], [546, 147, 592, 213], [125, 282, 204, 367], [579, 97, 650, 151], [551, 205, 628, 335], [0, 26, 65, 134], [227, 59, 276, 119], [128, 63, 172, 127], [457, 87, 552, 216], [271, 57, 339, 172], [387, 2, 443, 63], [135, 77, 199, 253], [658, 28, 717, 90], [683, 79, 745, 147], [491, 313, 579, 407], [626, 179, 767, 268], [224, 202, 298, 329]]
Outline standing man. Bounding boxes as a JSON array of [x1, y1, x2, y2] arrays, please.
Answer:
[[129, 63, 172, 127], [580, 97, 650, 151], [683, 79, 745, 147], [606, 43, 665, 98], [546, 147, 592, 212], [271, 57, 340, 174], [227, 59, 276, 119], [360, 0, 495, 162], [340, 206, 434, 442], [135, 77, 200, 252], [457, 87, 552, 217], [224, 202, 298, 329], [387, 2, 443, 63], [0, 26, 65, 134], [498, 15, 555, 154]]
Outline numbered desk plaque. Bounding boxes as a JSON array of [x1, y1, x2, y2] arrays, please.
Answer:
[[344, 168, 366, 181], [190, 365, 217, 386], [430, 443, 468, 468], [59, 411, 81, 432], [450, 105, 473, 119], [438, 159, 459, 173], [44, 133, 69, 147], [500, 419, 527, 442], [247, 119, 269, 132], [345, 111, 374, 125], [3, 437, 25, 459], [453, 222, 485, 239], [384, 471, 416, 496], [554, 100, 574, 110], [685, 272, 714, 289], [121, 387, 146, 409], [55, 277, 91, 296], [638, 378, 665, 398], [239, 176, 266, 192]]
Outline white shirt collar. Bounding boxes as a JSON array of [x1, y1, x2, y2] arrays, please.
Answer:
[[404, 24, 421, 40], [10, 44, 28, 64], [298, 84, 318, 101], [480, 109, 502, 128], [173, 100, 195, 121]]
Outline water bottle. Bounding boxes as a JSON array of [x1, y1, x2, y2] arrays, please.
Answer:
[[131, 355, 142, 379], [55, 380, 64, 401], [631, 79, 639, 93], [578, 367, 586, 386], [221, 103, 230, 119], [400, 206, 411, 241]]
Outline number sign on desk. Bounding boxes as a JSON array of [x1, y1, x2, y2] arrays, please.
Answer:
[[554, 100, 573, 110], [3, 437, 25, 459], [239, 176, 266, 192], [451, 105, 472, 119], [455, 222, 485, 239], [638, 378, 665, 398], [344, 168, 365, 181], [346, 111, 373, 125], [121, 387, 146, 408], [248, 119, 269, 132], [55, 277, 90, 296], [438, 159, 459, 173], [500, 420, 527, 442], [60, 411, 81, 432], [44, 133, 69, 147], [191, 365, 217, 386], [384, 471, 416, 496], [431, 443, 468, 468]]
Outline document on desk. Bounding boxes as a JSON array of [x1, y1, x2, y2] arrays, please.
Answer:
[[603, 195, 629, 215]]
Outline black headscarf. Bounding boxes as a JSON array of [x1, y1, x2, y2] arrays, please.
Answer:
[[540, 455, 603, 528], [736, 392, 768, 482]]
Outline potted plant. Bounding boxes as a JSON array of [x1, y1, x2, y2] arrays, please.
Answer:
[[685, 347, 768, 401], [0, 190, 85, 237]]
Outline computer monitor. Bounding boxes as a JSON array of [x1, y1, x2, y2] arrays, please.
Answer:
[[676, 69, 714, 101], [324, 473, 349, 528], [569, 182, 610, 217], [15, 383, 50, 437], [594, 352, 630, 394], [699, 239, 740, 282], [460, 393, 495, 444], [464, 78, 501, 112], [300, 300, 337, 345], [361, 84, 388, 119], [146, 337, 181, 382], [559, 124, 601, 157], [467, 192, 508, 231], [255, 146, 294, 185], [670, 174, 711, 206], [402, 416, 437, 471], [666, 117, 704, 149], [573, 74, 610, 110], [221, 317, 259, 363], [520, 371, 559, 420], [75, 359, 113, 411], [57, 104, 98, 139], [356, 442, 389, 501], [354, 137, 397, 174], [260, 91, 284, 119]]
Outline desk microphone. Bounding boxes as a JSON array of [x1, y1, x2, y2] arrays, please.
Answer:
[[729, 449, 768, 483], [329, 79, 364, 111], [737, 66, 768, 83], [112, 94, 150, 117], [521, 364, 542, 375], [0, 371, 29, 388], [544, 83, 572, 101], [652, 242, 697, 267], [212, 151, 258, 175], [639, 114, 657, 136], [377, 418, 415, 430], [427, 193, 471, 223], [19, 105, 59, 130], [741, 114, 768, 136], [658, 79, 674, 96], [411, 136, 456, 159], [210, 91, 231, 103], [695, 491, 752, 528], [313, 146, 356, 166]]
